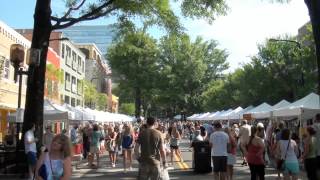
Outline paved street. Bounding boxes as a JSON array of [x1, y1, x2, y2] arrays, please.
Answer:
[[69, 139, 306, 180], [1, 139, 307, 180]]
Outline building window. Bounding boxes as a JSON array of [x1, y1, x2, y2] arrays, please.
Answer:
[[72, 51, 77, 71], [71, 98, 75, 107], [61, 44, 65, 58], [2, 57, 10, 79], [71, 76, 77, 93], [65, 72, 71, 91], [77, 56, 82, 73], [66, 46, 71, 66], [77, 99, 81, 106], [65, 95, 70, 104], [77, 79, 82, 95], [82, 61, 85, 73]]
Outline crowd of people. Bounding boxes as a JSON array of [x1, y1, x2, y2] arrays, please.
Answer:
[[20, 113, 320, 180]]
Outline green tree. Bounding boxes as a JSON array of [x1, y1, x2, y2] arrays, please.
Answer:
[[202, 35, 317, 112], [119, 103, 135, 116], [96, 93, 108, 111], [157, 35, 229, 116], [268, 0, 320, 95], [23, 0, 228, 141], [83, 80, 98, 108], [108, 30, 160, 117]]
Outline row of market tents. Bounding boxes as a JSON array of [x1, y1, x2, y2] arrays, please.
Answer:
[[186, 92, 320, 124], [7, 99, 134, 123]]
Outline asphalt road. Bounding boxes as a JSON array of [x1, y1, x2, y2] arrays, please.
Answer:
[[70, 139, 307, 180], [1, 138, 307, 180]]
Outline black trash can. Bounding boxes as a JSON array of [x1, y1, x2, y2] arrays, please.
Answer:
[[192, 141, 212, 173]]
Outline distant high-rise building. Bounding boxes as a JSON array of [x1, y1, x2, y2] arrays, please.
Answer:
[[60, 25, 117, 60]]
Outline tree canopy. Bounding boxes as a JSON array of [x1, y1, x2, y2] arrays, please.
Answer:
[[201, 34, 317, 112]]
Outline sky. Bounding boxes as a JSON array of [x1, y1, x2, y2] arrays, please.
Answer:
[[0, 0, 310, 71]]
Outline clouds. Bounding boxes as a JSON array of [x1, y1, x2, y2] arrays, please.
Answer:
[[183, 0, 309, 71]]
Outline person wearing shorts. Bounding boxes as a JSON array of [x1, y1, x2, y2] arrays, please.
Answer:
[[89, 124, 102, 168], [24, 124, 37, 179], [209, 121, 229, 180], [277, 129, 300, 180]]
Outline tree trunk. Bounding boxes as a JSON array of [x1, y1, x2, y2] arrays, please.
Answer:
[[135, 87, 141, 118], [22, 0, 52, 147], [305, 0, 320, 95]]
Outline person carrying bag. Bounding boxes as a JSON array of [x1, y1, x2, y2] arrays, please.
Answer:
[[277, 140, 290, 170]]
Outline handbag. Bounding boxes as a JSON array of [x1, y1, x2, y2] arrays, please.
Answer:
[[38, 164, 47, 180], [277, 140, 290, 170], [106, 139, 115, 151]]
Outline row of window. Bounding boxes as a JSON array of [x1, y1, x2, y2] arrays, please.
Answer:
[[63, 95, 82, 107], [1, 56, 28, 85], [64, 72, 83, 95], [1, 56, 10, 79], [61, 44, 85, 74], [0, 26, 28, 48]]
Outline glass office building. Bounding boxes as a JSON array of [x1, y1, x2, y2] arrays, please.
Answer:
[[61, 25, 117, 59]]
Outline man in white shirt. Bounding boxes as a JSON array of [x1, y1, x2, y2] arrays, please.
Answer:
[[24, 124, 37, 179], [239, 120, 251, 165], [209, 121, 229, 180]]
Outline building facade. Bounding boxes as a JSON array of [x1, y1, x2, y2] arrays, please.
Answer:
[[75, 43, 114, 111], [17, 30, 86, 107], [60, 25, 116, 58], [45, 47, 61, 104], [59, 36, 86, 107], [0, 20, 30, 141]]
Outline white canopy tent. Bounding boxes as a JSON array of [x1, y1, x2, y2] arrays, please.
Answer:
[[220, 107, 243, 120], [83, 108, 134, 123], [205, 111, 220, 120], [207, 111, 225, 121], [62, 104, 95, 121], [243, 103, 272, 119], [212, 109, 233, 121], [237, 106, 254, 120], [273, 93, 320, 120], [187, 114, 199, 120], [251, 100, 290, 119], [7, 99, 73, 122], [197, 112, 217, 121], [193, 112, 211, 121]]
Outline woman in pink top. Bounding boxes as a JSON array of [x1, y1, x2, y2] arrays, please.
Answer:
[[245, 126, 265, 180]]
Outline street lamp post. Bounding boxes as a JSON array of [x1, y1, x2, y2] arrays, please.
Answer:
[[10, 44, 40, 174]]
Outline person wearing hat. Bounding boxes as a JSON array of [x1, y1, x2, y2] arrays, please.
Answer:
[[209, 121, 229, 180]]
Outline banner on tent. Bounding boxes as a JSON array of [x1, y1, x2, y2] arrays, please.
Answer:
[[243, 114, 252, 120]]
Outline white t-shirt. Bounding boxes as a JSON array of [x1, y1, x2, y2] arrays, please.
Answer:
[[209, 130, 229, 157], [313, 123, 320, 156], [239, 124, 251, 144], [24, 130, 37, 153]]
